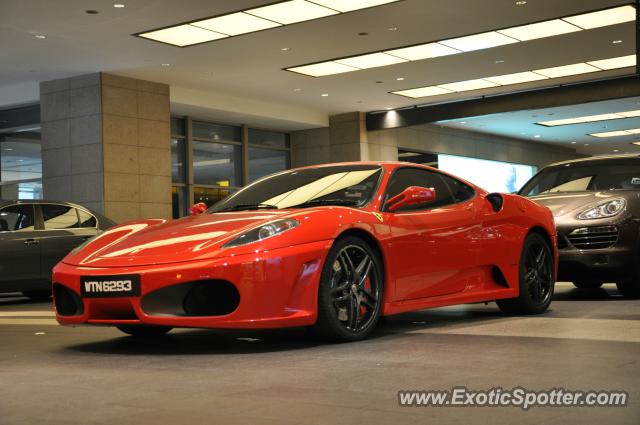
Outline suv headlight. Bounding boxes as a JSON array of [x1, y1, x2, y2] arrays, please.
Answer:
[[222, 219, 299, 248], [577, 199, 626, 220]]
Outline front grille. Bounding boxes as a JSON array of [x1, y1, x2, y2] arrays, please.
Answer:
[[566, 225, 618, 250]]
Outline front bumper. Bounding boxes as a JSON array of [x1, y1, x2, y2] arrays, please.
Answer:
[[53, 240, 331, 329], [556, 219, 639, 282]]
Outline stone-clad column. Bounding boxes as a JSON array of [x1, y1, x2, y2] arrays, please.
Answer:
[[40, 73, 171, 223]]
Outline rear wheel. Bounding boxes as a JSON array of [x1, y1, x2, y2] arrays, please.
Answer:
[[572, 281, 603, 289], [314, 236, 383, 342], [497, 233, 554, 315], [117, 325, 172, 338], [22, 290, 52, 301]]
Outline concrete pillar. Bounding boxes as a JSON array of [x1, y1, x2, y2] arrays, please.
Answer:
[[40, 73, 171, 223]]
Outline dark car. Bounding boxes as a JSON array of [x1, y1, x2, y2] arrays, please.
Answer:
[[0, 200, 114, 300], [519, 154, 640, 298]]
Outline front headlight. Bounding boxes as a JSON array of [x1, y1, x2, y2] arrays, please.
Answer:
[[577, 198, 626, 220], [222, 219, 299, 248]]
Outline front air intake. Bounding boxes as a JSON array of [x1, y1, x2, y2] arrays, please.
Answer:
[[141, 280, 240, 317], [53, 284, 84, 316]]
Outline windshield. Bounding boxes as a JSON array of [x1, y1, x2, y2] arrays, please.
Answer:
[[519, 158, 640, 196], [209, 165, 383, 212]]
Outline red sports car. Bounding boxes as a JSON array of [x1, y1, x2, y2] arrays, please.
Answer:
[[53, 162, 557, 341]]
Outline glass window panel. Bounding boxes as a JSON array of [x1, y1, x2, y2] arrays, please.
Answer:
[[171, 138, 186, 183], [249, 148, 289, 182], [194, 186, 236, 208], [248, 128, 290, 148], [0, 181, 42, 200], [385, 168, 456, 211], [1, 129, 42, 186], [170, 117, 185, 136], [192, 121, 241, 142], [0, 204, 35, 231], [77, 209, 97, 228], [42, 204, 79, 229], [172, 186, 188, 219], [193, 141, 242, 186]]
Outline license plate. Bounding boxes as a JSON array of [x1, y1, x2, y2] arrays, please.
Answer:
[[80, 275, 141, 298]]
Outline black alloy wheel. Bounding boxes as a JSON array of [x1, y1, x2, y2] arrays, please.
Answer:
[[497, 233, 554, 314], [315, 236, 383, 341]]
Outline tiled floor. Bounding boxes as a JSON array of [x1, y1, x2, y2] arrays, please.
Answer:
[[0, 283, 638, 425]]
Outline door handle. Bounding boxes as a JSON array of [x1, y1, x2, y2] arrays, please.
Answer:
[[24, 238, 40, 245]]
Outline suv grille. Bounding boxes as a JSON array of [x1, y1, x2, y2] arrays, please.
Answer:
[[566, 226, 618, 250]]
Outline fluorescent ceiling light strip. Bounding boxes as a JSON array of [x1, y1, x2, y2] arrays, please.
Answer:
[[562, 5, 636, 30], [137, 0, 401, 47], [391, 55, 636, 99], [589, 129, 640, 138], [285, 4, 637, 76], [335, 52, 407, 69], [539, 109, 640, 126]]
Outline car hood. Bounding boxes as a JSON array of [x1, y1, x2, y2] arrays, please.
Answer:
[[527, 191, 630, 220], [62, 210, 295, 267]]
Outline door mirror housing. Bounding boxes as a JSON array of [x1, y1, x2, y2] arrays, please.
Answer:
[[190, 202, 208, 216], [386, 186, 436, 212]]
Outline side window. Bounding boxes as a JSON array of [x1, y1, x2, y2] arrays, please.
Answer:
[[42, 204, 79, 229], [77, 209, 97, 228], [440, 174, 475, 202], [0, 205, 35, 232], [385, 168, 455, 211]]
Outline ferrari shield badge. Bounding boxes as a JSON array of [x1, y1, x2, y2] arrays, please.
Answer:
[[372, 212, 384, 223]]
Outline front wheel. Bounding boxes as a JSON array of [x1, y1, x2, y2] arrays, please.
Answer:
[[615, 280, 640, 299], [314, 236, 383, 342], [117, 325, 172, 338], [497, 233, 554, 315]]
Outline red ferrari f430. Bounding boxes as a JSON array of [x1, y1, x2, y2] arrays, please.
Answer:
[[53, 162, 557, 341]]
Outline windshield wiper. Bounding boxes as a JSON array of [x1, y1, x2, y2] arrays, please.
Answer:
[[288, 199, 361, 209], [216, 203, 278, 212]]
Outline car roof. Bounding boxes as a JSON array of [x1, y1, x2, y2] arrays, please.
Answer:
[[546, 154, 640, 168], [0, 199, 90, 210]]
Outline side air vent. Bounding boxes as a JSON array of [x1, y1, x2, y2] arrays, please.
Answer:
[[53, 284, 84, 316], [486, 193, 504, 213], [491, 266, 509, 288]]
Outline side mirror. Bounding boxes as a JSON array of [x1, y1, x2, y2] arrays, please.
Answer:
[[386, 186, 436, 212], [190, 202, 208, 216]]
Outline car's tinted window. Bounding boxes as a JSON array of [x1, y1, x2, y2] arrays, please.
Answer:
[[385, 168, 455, 211], [42, 204, 79, 229], [519, 158, 640, 195], [77, 209, 97, 228], [0, 205, 35, 232], [440, 174, 475, 202]]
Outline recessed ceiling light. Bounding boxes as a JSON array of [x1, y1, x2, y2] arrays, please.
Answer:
[[387, 27, 398, 31], [34, 34, 46, 39], [161, 63, 170, 67], [312, 0, 398, 12], [392, 86, 453, 98], [438, 78, 499, 92], [396, 77, 405, 81], [612, 39, 623, 44], [585, 144, 590, 146], [588, 54, 636, 70], [246, 0, 338, 25], [288, 61, 357, 77], [515, 0, 527, 5], [113, 3, 125, 8], [336, 52, 406, 69], [385, 107, 392, 110], [139, 24, 227, 47], [613, 149, 620, 152], [192, 12, 281, 36], [495, 59, 505, 64], [281, 47, 290, 51], [498, 19, 581, 41], [321, 93, 329, 96], [484, 71, 548, 85], [563, 5, 636, 30], [534, 134, 541, 138], [438, 31, 518, 52], [460, 121, 467, 124], [590, 130, 634, 138], [3, 148, 13, 151], [385, 43, 460, 60], [571, 141, 577, 144], [533, 62, 600, 78], [293, 88, 302, 91]]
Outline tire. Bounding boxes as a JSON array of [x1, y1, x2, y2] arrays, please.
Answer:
[[117, 325, 172, 338], [572, 281, 603, 289], [22, 290, 52, 301], [615, 280, 640, 299], [314, 236, 384, 342], [497, 233, 555, 315]]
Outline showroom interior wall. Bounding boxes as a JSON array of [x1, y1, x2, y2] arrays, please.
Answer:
[[291, 112, 580, 168], [40, 73, 172, 223]]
